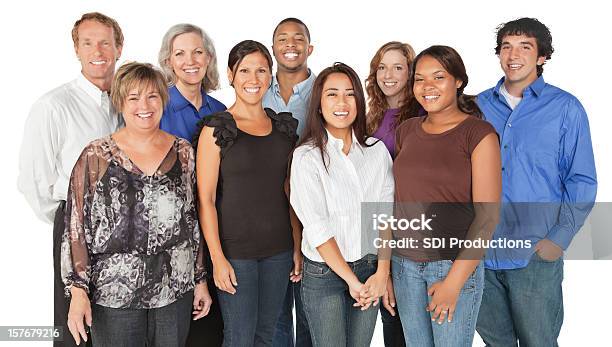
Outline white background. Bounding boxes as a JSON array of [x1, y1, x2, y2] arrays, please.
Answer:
[[0, 0, 610, 345]]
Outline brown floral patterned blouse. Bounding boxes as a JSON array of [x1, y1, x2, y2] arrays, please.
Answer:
[[61, 135, 206, 309]]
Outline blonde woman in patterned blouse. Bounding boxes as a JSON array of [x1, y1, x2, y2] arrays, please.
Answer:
[[61, 62, 211, 347]]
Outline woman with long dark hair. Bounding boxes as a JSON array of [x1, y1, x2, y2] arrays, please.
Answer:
[[290, 62, 394, 346], [392, 46, 501, 346]]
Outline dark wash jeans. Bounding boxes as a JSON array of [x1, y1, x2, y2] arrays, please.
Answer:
[[217, 250, 293, 347], [90, 291, 193, 347], [301, 255, 379, 347], [272, 280, 312, 347], [476, 252, 564, 347], [380, 298, 406, 347]]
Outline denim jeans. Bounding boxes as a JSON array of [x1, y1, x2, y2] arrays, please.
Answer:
[[217, 250, 293, 347], [380, 302, 406, 347], [272, 280, 312, 347], [392, 256, 484, 347], [301, 254, 379, 347], [476, 252, 564, 347], [90, 291, 193, 347]]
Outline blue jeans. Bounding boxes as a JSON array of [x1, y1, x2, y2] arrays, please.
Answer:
[[217, 250, 293, 347], [392, 256, 484, 347], [301, 255, 379, 347], [90, 291, 193, 347], [272, 280, 312, 347], [476, 252, 564, 347]]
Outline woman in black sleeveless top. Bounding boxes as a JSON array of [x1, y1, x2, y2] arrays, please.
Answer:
[[193, 40, 302, 347]]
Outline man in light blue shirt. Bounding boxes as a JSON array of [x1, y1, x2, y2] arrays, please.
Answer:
[[263, 18, 316, 138], [265, 17, 315, 347], [476, 18, 597, 347]]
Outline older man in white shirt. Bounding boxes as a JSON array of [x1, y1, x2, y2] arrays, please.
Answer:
[[17, 12, 123, 347]]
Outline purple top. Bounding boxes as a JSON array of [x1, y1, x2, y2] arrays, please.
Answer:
[[372, 108, 399, 157]]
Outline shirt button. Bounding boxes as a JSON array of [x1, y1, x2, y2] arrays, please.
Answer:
[[503, 145, 508, 149], [507, 123, 512, 128], [502, 167, 505, 171]]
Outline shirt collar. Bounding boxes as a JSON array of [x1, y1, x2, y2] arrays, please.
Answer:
[[271, 68, 316, 99], [494, 75, 546, 98], [76, 73, 107, 108], [325, 128, 365, 155], [168, 85, 210, 112]]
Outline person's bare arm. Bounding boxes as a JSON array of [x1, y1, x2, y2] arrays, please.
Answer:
[[196, 126, 237, 294], [428, 133, 501, 324]]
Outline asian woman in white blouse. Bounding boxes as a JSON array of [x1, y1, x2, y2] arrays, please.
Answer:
[[289, 62, 394, 347]]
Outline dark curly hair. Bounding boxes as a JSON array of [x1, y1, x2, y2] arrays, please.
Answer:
[[406, 45, 483, 119], [495, 17, 554, 76]]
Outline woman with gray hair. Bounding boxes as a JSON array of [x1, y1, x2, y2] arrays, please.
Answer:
[[159, 23, 226, 142], [159, 23, 226, 346]]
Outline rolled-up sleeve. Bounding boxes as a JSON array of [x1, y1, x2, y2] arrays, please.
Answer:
[[290, 150, 334, 249]]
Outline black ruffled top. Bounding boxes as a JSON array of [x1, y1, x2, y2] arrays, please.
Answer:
[[192, 108, 298, 259], [192, 108, 298, 155]]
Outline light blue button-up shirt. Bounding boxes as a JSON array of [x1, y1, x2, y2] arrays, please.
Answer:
[[478, 76, 597, 270], [263, 69, 316, 137]]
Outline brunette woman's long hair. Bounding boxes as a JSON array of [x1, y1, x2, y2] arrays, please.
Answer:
[[405, 45, 483, 119], [297, 62, 371, 169], [365, 41, 417, 134]]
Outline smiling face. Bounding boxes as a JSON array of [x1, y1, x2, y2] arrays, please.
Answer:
[[499, 34, 546, 91], [122, 82, 164, 132], [228, 51, 272, 106], [74, 20, 122, 90], [168, 32, 209, 88], [320, 72, 357, 136], [272, 21, 313, 73], [413, 55, 462, 114], [376, 49, 409, 107]]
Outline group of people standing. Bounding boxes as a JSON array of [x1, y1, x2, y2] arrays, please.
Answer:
[[18, 11, 596, 347]]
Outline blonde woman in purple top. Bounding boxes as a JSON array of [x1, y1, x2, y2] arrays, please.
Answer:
[[366, 41, 416, 159], [364, 41, 415, 347]]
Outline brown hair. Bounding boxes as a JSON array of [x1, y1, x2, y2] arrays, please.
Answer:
[[72, 12, 124, 48], [227, 40, 273, 86], [299, 62, 371, 169], [110, 62, 168, 112], [406, 45, 483, 119], [365, 41, 416, 134], [495, 17, 553, 76]]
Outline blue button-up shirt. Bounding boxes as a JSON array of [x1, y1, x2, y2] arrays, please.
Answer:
[[478, 76, 597, 270], [160, 85, 226, 142], [263, 69, 316, 137]]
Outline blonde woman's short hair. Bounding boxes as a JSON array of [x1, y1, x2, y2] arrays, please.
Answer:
[[110, 62, 169, 112]]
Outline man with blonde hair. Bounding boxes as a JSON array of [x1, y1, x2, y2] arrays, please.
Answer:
[[18, 12, 124, 347]]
